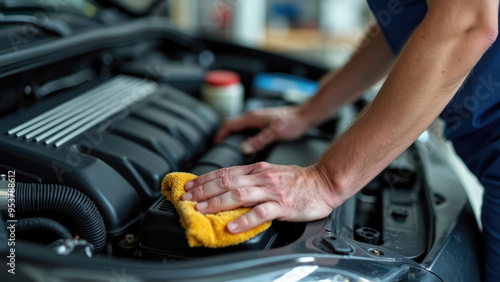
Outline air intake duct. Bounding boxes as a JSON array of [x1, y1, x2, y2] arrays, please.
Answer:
[[12, 183, 106, 252]]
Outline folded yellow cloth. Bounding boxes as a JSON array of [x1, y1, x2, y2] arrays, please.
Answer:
[[161, 172, 272, 248]]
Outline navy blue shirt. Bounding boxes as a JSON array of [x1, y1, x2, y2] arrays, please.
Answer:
[[367, 0, 500, 141]]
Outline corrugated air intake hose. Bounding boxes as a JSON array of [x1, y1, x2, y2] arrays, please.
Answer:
[[16, 183, 106, 252]]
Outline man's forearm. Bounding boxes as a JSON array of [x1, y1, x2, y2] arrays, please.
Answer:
[[301, 23, 395, 127], [317, 1, 499, 207]]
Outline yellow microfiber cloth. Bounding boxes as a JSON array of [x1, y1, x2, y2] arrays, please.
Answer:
[[161, 172, 272, 248]]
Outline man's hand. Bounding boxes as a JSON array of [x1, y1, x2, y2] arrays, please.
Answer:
[[181, 162, 340, 233], [215, 106, 311, 154]]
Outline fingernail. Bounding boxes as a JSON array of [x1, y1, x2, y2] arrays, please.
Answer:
[[241, 143, 255, 155], [181, 192, 192, 201], [185, 182, 193, 190], [227, 222, 238, 232], [196, 202, 208, 211]]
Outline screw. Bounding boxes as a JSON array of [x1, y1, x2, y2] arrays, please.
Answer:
[[125, 234, 134, 243], [369, 248, 384, 256], [24, 85, 32, 95]]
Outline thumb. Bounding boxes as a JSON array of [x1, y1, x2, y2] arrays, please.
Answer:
[[241, 127, 277, 154]]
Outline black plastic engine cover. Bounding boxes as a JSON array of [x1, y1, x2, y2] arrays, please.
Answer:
[[0, 75, 219, 236], [140, 197, 278, 257]]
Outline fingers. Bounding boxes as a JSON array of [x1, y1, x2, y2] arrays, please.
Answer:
[[214, 112, 266, 143], [185, 165, 259, 192], [194, 186, 269, 214], [182, 174, 269, 202], [215, 109, 289, 153], [214, 120, 239, 144], [241, 128, 277, 155], [226, 202, 282, 233], [241, 113, 290, 154]]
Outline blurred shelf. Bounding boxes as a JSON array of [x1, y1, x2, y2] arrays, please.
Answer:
[[261, 28, 363, 52], [260, 28, 365, 68]]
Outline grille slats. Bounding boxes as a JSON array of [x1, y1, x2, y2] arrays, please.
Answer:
[[9, 76, 128, 136], [8, 75, 158, 147], [24, 77, 143, 140], [157, 199, 175, 213]]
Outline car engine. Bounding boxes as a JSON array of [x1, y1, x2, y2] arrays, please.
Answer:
[[0, 12, 482, 281]]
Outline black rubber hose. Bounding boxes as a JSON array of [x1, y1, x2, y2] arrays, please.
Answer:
[[17, 217, 72, 240], [16, 183, 106, 252], [0, 217, 7, 253]]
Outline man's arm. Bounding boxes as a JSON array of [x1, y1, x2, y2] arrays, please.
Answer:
[[301, 23, 395, 127], [214, 23, 395, 153], [185, 0, 498, 233], [318, 0, 499, 207]]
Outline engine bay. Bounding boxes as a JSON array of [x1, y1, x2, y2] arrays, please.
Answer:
[[0, 15, 482, 281]]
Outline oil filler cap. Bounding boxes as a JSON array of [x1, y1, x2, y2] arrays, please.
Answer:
[[354, 227, 381, 245]]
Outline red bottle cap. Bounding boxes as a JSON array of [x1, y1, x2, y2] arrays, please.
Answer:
[[205, 70, 240, 87]]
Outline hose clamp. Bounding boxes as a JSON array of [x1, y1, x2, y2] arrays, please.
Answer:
[[0, 174, 8, 211]]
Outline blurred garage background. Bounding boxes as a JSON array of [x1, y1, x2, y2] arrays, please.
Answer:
[[168, 0, 369, 69]]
